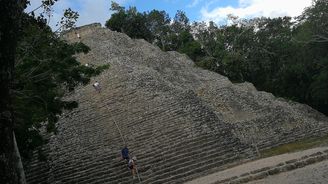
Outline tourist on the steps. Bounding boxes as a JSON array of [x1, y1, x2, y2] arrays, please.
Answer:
[[76, 32, 81, 39], [121, 146, 129, 161], [92, 81, 101, 93], [128, 156, 137, 179]]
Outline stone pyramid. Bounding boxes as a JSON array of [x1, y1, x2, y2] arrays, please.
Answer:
[[26, 23, 328, 184]]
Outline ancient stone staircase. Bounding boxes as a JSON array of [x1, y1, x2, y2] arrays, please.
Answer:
[[26, 71, 253, 184], [25, 23, 328, 184]]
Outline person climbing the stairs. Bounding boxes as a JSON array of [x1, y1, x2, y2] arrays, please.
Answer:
[[75, 32, 81, 40], [128, 156, 137, 179], [121, 146, 129, 161], [92, 81, 101, 93]]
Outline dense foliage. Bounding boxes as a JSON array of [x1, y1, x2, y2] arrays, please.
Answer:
[[106, 0, 328, 115], [1, 1, 109, 181], [15, 13, 109, 160], [0, 1, 25, 182]]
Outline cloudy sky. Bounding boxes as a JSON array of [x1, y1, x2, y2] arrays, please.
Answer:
[[26, 0, 313, 29]]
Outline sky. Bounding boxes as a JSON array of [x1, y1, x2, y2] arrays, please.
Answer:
[[26, 0, 314, 30]]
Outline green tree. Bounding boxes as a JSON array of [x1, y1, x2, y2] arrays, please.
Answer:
[[166, 10, 191, 51], [295, 0, 328, 113], [146, 10, 171, 50], [0, 0, 26, 183], [106, 3, 151, 41], [2, 1, 109, 182], [192, 21, 219, 57], [124, 7, 152, 41], [105, 2, 127, 32], [15, 14, 108, 160], [172, 10, 190, 33], [56, 8, 79, 32], [105, 4, 202, 59]]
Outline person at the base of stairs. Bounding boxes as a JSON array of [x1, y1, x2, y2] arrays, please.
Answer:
[[121, 146, 129, 161], [128, 156, 137, 179], [92, 81, 101, 93]]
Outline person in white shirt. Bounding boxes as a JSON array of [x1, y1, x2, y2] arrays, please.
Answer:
[[128, 156, 137, 179], [92, 81, 101, 93]]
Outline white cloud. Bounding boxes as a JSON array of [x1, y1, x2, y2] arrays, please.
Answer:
[[188, 0, 203, 8], [201, 0, 313, 24], [25, 0, 129, 30]]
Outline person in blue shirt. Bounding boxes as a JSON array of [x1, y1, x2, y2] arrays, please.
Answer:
[[121, 146, 129, 161]]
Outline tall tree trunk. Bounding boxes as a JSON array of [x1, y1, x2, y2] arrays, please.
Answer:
[[0, 0, 25, 183]]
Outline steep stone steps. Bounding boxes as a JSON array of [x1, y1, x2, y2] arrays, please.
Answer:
[[25, 24, 328, 184], [145, 152, 237, 181], [51, 154, 117, 180], [25, 163, 49, 184], [149, 155, 241, 184], [104, 135, 250, 183], [48, 120, 242, 183], [27, 94, 300, 183]]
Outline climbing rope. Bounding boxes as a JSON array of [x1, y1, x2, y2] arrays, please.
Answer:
[[135, 161, 141, 182], [106, 105, 141, 182], [105, 105, 126, 145], [113, 119, 127, 146]]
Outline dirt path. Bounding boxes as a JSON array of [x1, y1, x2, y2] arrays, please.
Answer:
[[185, 147, 328, 184]]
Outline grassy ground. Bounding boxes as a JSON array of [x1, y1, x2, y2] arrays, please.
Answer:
[[260, 135, 328, 158]]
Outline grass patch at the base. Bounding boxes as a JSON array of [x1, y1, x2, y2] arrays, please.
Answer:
[[260, 135, 328, 158]]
